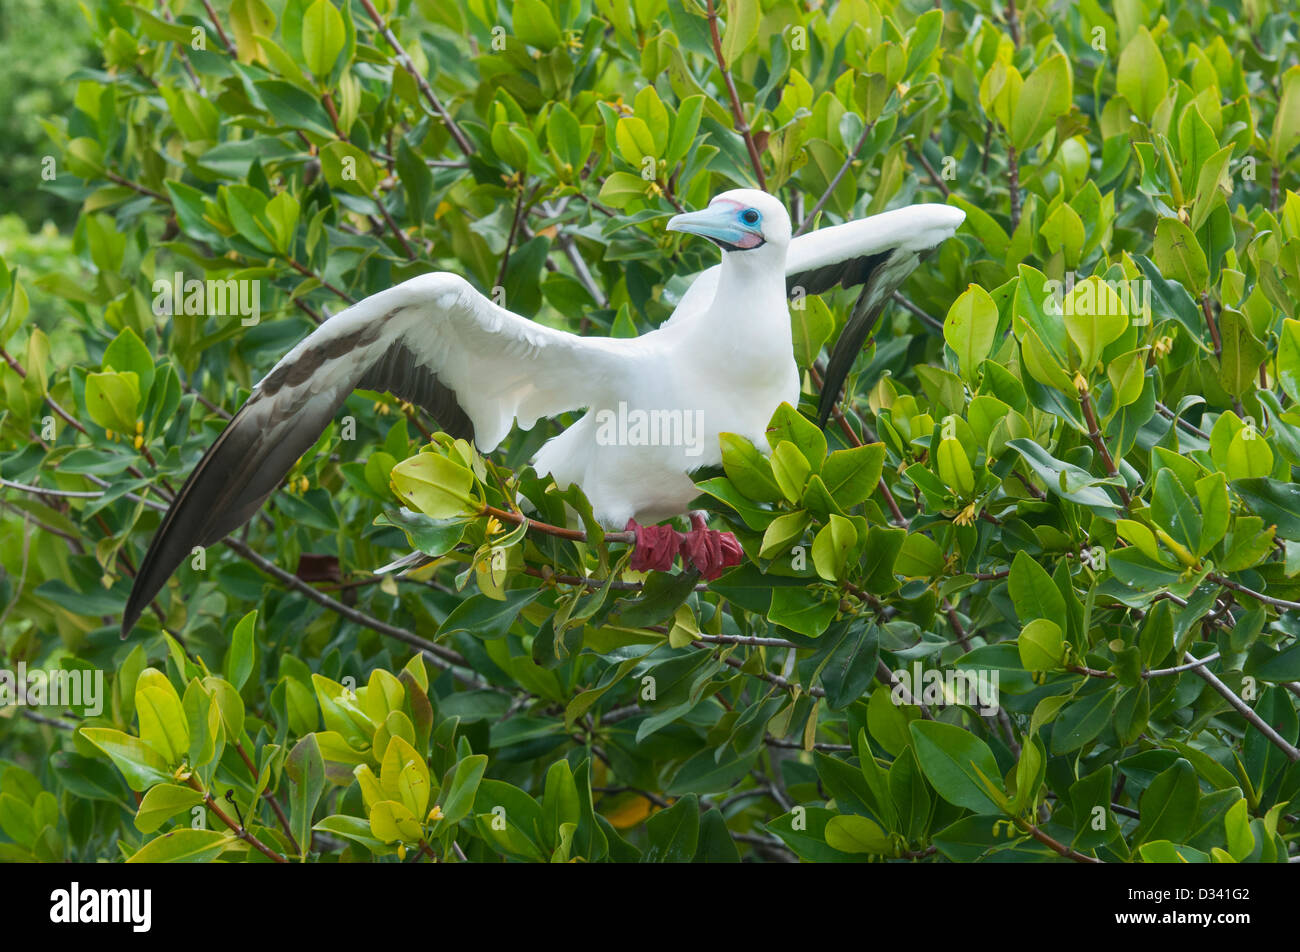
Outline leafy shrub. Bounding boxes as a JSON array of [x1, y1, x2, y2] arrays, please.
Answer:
[[0, 0, 1298, 863]]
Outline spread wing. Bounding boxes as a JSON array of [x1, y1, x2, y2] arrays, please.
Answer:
[[664, 204, 965, 423], [123, 272, 630, 635], [788, 205, 964, 426]]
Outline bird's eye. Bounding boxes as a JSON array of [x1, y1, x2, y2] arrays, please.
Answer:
[[741, 208, 761, 226]]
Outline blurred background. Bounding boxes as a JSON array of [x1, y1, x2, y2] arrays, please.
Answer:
[[0, 0, 93, 293]]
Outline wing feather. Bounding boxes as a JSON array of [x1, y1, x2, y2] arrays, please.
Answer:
[[781, 205, 965, 427], [123, 273, 626, 634]]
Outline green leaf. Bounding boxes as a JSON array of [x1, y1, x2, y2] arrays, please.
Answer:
[[1117, 27, 1168, 123], [943, 284, 998, 381], [1069, 765, 1116, 849], [1011, 54, 1071, 150], [225, 610, 257, 691], [135, 669, 190, 766], [1050, 689, 1116, 753], [134, 783, 204, 834], [1270, 65, 1300, 162], [770, 440, 812, 503], [908, 721, 1004, 814], [1151, 468, 1201, 555], [301, 0, 345, 77], [935, 437, 975, 497], [643, 792, 699, 862], [1064, 280, 1128, 370], [287, 733, 326, 856], [1246, 642, 1300, 682], [1217, 311, 1267, 400], [1006, 439, 1122, 513], [825, 814, 893, 854], [439, 589, 540, 640], [759, 510, 810, 559], [811, 514, 856, 581], [513, 0, 563, 49], [390, 452, 479, 518], [1018, 618, 1065, 671], [79, 728, 172, 793], [719, 432, 783, 502], [437, 754, 488, 826], [1278, 318, 1300, 404], [127, 829, 237, 863], [1008, 550, 1066, 623], [720, 0, 760, 65], [369, 799, 423, 844], [768, 586, 837, 638], [1132, 758, 1199, 846], [819, 442, 886, 509], [766, 402, 827, 470], [895, 532, 944, 577], [1153, 217, 1209, 295], [84, 371, 140, 433], [1234, 478, 1300, 540], [102, 327, 154, 398]]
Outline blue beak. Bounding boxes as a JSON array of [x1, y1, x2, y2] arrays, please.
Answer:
[[666, 205, 761, 250]]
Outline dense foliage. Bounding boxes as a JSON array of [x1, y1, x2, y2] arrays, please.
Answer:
[[1, 0, 1299, 863]]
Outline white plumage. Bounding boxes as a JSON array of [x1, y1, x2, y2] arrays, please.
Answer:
[[122, 189, 963, 633]]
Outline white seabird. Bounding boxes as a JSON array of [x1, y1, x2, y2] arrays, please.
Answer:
[[122, 189, 963, 634]]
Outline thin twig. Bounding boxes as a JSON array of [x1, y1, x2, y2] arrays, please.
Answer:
[[796, 119, 875, 235], [356, 0, 474, 157], [704, 0, 766, 190]]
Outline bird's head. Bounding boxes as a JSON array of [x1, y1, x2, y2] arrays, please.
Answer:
[[667, 189, 791, 256]]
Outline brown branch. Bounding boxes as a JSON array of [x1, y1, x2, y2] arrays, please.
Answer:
[[892, 291, 946, 333], [1208, 574, 1300, 612], [1201, 293, 1222, 358], [1189, 656, 1300, 762], [356, 0, 474, 157], [199, 0, 236, 55], [1012, 816, 1102, 863], [223, 538, 490, 688], [483, 505, 634, 544], [373, 189, 417, 259], [233, 740, 301, 856], [704, 0, 766, 190], [522, 563, 705, 592], [1155, 401, 1209, 439], [796, 117, 874, 235], [909, 142, 951, 198], [1079, 387, 1132, 509], [496, 185, 531, 289], [1005, 0, 1022, 48], [941, 598, 973, 652], [186, 777, 287, 863], [285, 257, 356, 304], [1068, 651, 1221, 680], [104, 171, 167, 203]]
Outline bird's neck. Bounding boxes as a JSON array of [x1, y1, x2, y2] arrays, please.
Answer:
[[687, 246, 793, 371], [714, 246, 789, 306]]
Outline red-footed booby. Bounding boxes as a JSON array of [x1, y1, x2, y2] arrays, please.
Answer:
[[121, 190, 963, 635]]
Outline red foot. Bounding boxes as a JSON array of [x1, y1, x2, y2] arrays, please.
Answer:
[[626, 519, 680, 573], [679, 512, 744, 580], [625, 514, 743, 580]]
